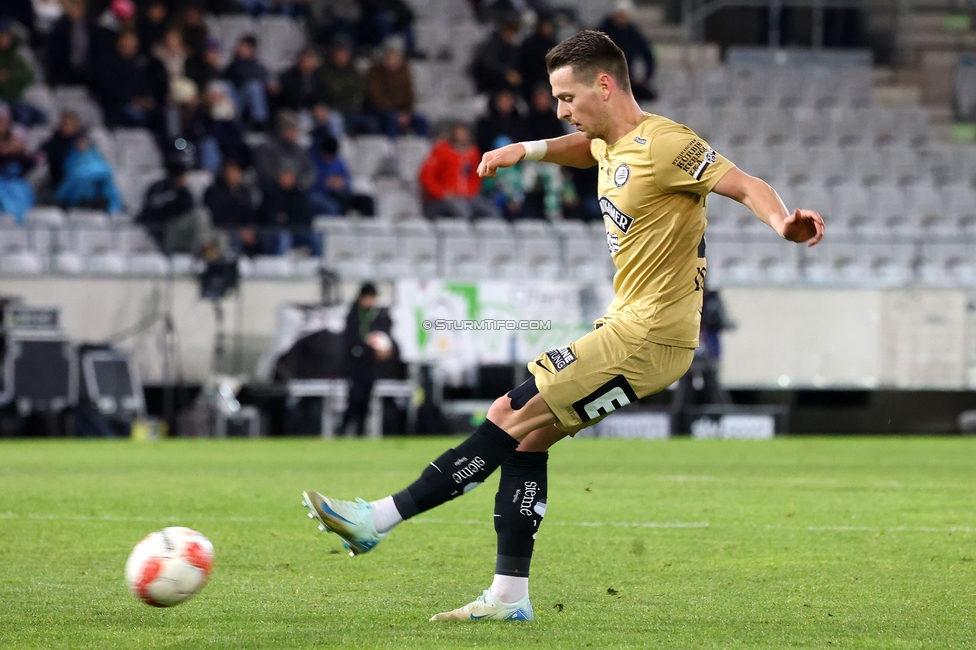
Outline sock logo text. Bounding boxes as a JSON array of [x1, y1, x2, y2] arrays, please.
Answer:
[[452, 456, 486, 483]]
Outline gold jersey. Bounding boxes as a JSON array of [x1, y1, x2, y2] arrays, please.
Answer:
[[590, 112, 735, 348]]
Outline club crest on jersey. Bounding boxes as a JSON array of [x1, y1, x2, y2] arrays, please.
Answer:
[[599, 196, 634, 234], [545, 347, 577, 371], [672, 139, 718, 180], [613, 163, 630, 187]]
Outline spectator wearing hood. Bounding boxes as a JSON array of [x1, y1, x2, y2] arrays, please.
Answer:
[[364, 36, 427, 137], [54, 129, 122, 213], [0, 20, 45, 126], [41, 110, 83, 191], [0, 104, 36, 222]]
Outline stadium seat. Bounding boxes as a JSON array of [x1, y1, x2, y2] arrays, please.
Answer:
[[25, 206, 65, 229], [698, 67, 732, 107], [0, 228, 29, 254], [394, 220, 438, 277], [440, 229, 482, 279], [128, 252, 170, 275], [117, 226, 159, 254], [53, 86, 102, 126], [253, 255, 296, 278], [52, 251, 86, 274], [347, 136, 395, 180], [87, 252, 128, 275], [513, 220, 560, 280], [395, 136, 433, 185], [114, 129, 162, 174], [919, 242, 976, 287], [71, 228, 115, 256], [323, 231, 372, 278], [257, 16, 307, 72], [0, 251, 45, 274]]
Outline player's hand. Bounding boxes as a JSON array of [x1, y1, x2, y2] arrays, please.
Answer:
[[478, 143, 527, 178], [781, 208, 824, 247]]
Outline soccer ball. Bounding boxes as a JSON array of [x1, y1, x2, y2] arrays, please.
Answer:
[[125, 527, 214, 607]]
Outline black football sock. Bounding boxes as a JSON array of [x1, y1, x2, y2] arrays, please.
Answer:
[[494, 451, 548, 580], [391, 419, 519, 519]]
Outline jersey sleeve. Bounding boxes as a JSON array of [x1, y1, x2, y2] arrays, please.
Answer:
[[650, 128, 735, 196]]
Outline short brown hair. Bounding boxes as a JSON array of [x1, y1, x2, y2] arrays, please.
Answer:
[[545, 30, 631, 93]]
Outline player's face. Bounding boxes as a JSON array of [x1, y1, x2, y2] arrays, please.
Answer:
[[549, 66, 609, 140]]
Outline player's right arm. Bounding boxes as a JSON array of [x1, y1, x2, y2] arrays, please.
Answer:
[[477, 132, 596, 178]]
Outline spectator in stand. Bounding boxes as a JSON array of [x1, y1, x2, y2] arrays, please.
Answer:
[[309, 101, 343, 142], [33, 0, 65, 39], [200, 81, 250, 172], [54, 129, 122, 213], [45, 0, 99, 88], [309, 134, 374, 216], [599, 0, 656, 100], [152, 26, 189, 87], [177, 2, 208, 58], [356, 0, 417, 58], [470, 17, 522, 96], [524, 82, 565, 141], [96, 0, 138, 41], [1, 0, 35, 39], [204, 157, 262, 256], [277, 46, 327, 113], [41, 110, 82, 191], [139, 143, 215, 255], [185, 36, 223, 91], [517, 13, 557, 101], [260, 165, 319, 255], [419, 121, 499, 220], [319, 35, 370, 135], [224, 34, 271, 129], [0, 104, 36, 222], [0, 20, 46, 126], [364, 36, 427, 137], [254, 109, 316, 192], [137, 1, 168, 54], [475, 88, 527, 156], [97, 30, 168, 136]]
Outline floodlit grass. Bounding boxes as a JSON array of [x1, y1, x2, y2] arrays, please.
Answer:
[[1, 436, 974, 649]]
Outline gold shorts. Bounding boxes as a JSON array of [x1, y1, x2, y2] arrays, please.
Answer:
[[527, 314, 695, 435]]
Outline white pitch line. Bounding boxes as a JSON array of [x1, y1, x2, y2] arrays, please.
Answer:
[[766, 524, 976, 534], [408, 518, 710, 529], [0, 512, 258, 523]]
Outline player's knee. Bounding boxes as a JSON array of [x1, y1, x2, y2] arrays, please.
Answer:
[[486, 395, 517, 428]]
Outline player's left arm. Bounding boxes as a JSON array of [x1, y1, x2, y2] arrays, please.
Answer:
[[712, 168, 824, 247]]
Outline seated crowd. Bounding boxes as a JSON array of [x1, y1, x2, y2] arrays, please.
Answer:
[[0, 0, 657, 259]]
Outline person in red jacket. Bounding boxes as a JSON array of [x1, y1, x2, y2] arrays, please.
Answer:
[[419, 121, 501, 220]]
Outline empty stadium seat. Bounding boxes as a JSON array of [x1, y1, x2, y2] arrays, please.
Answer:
[[87, 252, 128, 275], [919, 243, 976, 287], [0, 228, 29, 254], [128, 252, 170, 275], [0, 251, 45, 274]]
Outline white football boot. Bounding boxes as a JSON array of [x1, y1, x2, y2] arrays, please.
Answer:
[[301, 490, 385, 556], [430, 589, 534, 622]]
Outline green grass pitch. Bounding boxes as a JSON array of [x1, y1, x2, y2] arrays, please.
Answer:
[[1, 436, 975, 649]]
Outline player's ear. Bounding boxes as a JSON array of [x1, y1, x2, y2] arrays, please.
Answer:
[[598, 73, 612, 100]]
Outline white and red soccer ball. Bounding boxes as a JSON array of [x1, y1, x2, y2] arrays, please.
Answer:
[[125, 527, 214, 607]]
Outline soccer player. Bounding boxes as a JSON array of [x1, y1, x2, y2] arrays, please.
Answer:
[[302, 30, 824, 622]]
